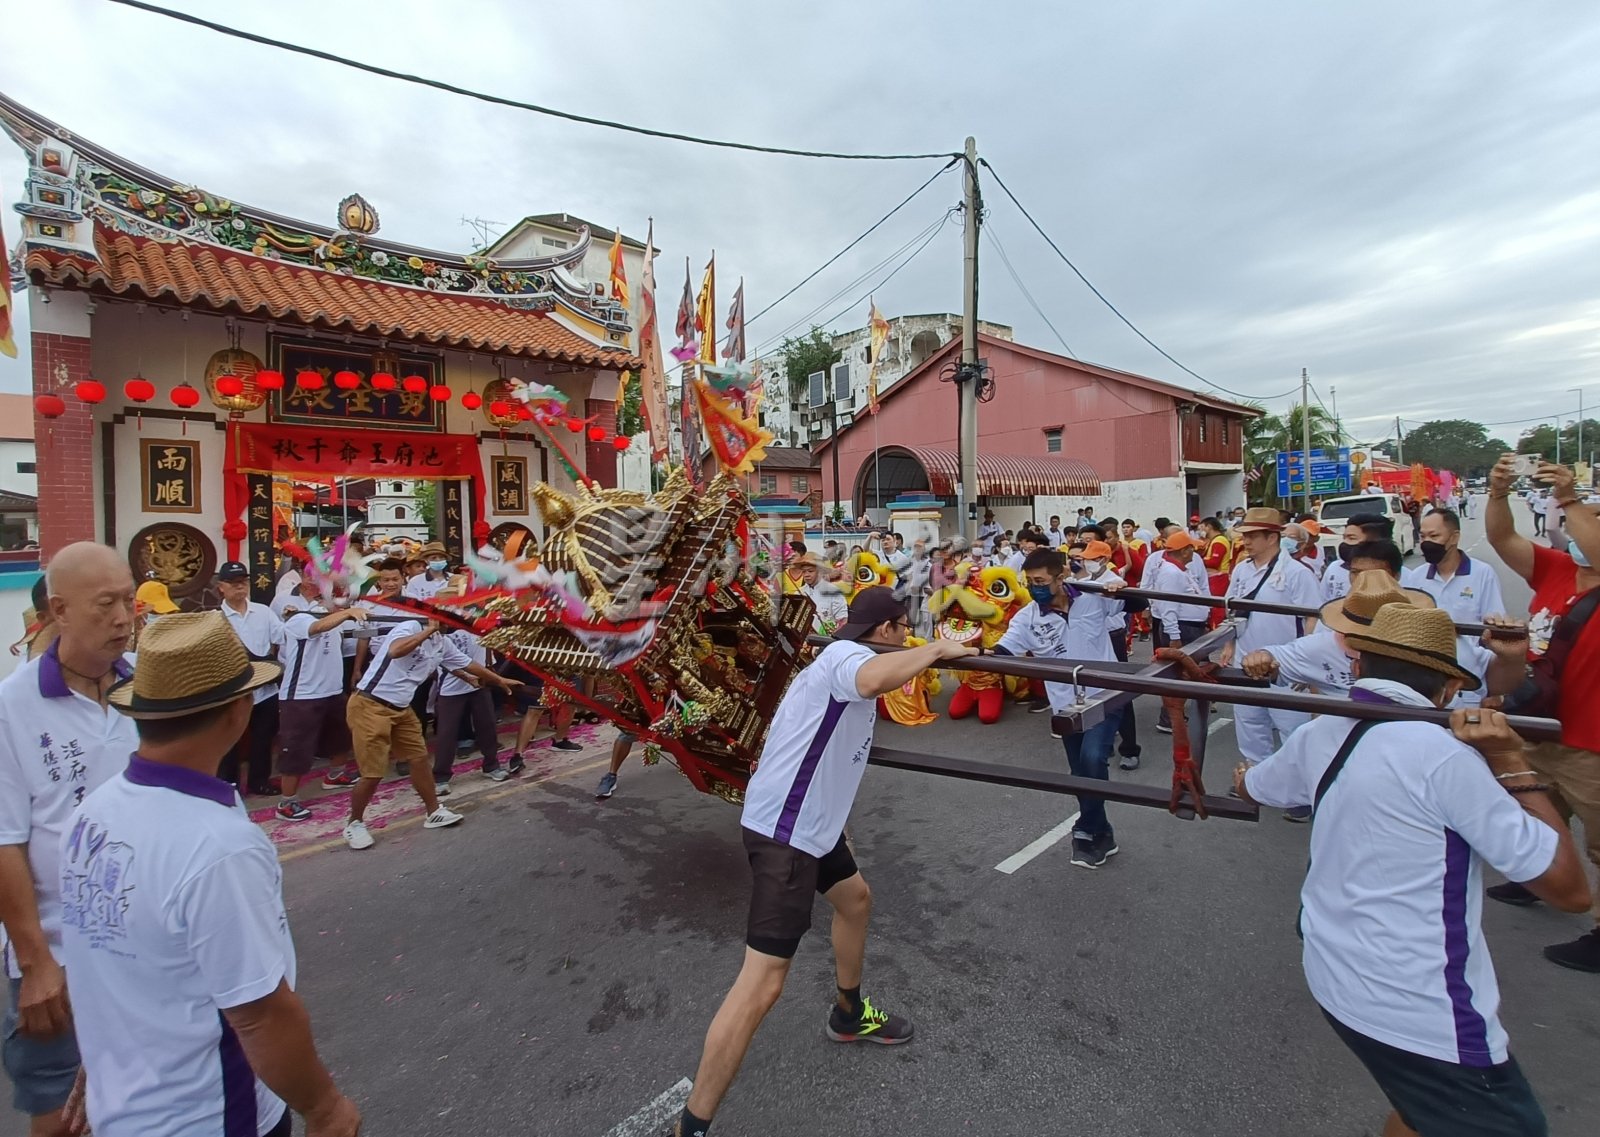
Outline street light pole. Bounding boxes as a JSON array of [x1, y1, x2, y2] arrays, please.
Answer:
[[958, 136, 981, 543], [1570, 388, 1584, 476]]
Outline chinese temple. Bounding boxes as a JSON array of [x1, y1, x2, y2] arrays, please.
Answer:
[[2, 93, 641, 604]]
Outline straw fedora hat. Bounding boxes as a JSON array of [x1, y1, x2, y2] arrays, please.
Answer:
[[1234, 507, 1285, 533], [1344, 602, 1481, 690], [108, 611, 282, 719], [1319, 570, 1436, 635]]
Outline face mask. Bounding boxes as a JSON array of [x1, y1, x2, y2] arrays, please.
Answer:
[[1083, 559, 1105, 576], [999, 545, 1012, 555], [1068, 557, 1084, 573], [1573, 543, 1592, 568], [1337, 544, 1354, 565], [428, 560, 448, 573], [1028, 583, 1055, 607], [1419, 541, 1450, 565]]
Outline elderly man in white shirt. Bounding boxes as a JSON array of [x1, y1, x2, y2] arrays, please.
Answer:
[[0, 544, 139, 1136]]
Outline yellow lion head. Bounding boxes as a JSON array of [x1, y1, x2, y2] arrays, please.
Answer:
[[840, 549, 897, 601]]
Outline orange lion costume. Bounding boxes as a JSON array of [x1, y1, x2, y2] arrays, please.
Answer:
[[927, 564, 1029, 724]]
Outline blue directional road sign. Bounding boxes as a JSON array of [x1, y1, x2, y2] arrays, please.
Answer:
[[1276, 447, 1352, 497]]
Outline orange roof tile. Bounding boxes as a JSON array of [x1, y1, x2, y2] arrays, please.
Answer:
[[24, 228, 640, 370]]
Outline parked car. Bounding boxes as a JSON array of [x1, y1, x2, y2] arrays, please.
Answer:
[[1316, 493, 1417, 557]]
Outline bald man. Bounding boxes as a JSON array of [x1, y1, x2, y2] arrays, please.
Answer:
[[0, 543, 138, 1136]]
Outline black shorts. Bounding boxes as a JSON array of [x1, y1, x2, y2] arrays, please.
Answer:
[[742, 828, 859, 959], [1322, 1010, 1547, 1136], [277, 695, 352, 776]]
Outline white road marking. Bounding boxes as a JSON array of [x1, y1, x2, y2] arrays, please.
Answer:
[[995, 812, 1081, 874], [1208, 715, 1233, 735], [604, 1076, 692, 1137]]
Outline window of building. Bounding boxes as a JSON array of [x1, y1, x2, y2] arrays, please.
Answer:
[[759, 474, 778, 495], [15, 461, 35, 474], [394, 505, 407, 520], [1044, 428, 1062, 454], [541, 237, 568, 249], [1198, 414, 1208, 443], [792, 475, 809, 493], [392, 481, 405, 493]]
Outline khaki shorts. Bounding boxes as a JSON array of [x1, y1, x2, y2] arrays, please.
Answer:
[[346, 693, 428, 778]]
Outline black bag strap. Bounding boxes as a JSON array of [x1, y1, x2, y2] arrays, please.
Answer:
[[1544, 585, 1600, 674], [1239, 554, 1279, 603], [1313, 718, 1383, 814]]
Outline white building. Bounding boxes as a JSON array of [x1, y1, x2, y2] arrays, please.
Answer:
[[364, 479, 431, 543]]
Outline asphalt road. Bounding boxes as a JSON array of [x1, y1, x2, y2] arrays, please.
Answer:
[[10, 503, 1594, 1137]]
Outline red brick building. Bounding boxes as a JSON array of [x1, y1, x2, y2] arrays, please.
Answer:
[[699, 446, 824, 518]]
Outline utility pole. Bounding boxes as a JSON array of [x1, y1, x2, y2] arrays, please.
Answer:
[[958, 136, 981, 542], [1395, 416, 1405, 465], [1570, 387, 1584, 474], [1329, 384, 1341, 445], [1301, 367, 1312, 516]]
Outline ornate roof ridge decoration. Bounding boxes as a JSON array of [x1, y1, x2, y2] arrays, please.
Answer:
[[0, 92, 633, 346]]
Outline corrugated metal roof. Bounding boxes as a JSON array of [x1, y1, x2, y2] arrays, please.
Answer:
[[896, 446, 1100, 496]]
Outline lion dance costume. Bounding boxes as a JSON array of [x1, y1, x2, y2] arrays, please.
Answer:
[[927, 563, 1029, 724]]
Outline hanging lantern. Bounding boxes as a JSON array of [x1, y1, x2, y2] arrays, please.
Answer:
[[215, 375, 244, 398], [461, 391, 483, 411], [612, 436, 631, 452], [370, 372, 397, 392], [205, 347, 267, 414], [125, 378, 156, 403], [333, 370, 362, 390], [171, 383, 200, 408], [402, 375, 428, 394], [587, 425, 606, 442], [295, 370, 325, 391], [488, 399, 512, 418], [429, 384, 451, 403], [515, 404, 532, 421], [34, 394, 66, 419], [254, 369, 285, 391], [75, 379, 106, 405], [565, 417, 584, 433]]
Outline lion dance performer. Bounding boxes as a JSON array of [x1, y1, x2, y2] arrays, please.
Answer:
[[927, 563, 1028, 724]]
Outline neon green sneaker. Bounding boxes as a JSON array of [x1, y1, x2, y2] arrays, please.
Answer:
[[826, 996, 914, 1045]]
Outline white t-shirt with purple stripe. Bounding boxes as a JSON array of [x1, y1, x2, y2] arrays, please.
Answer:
[[1245, 680, 1557, 1066], [741, 640, 876, 858]]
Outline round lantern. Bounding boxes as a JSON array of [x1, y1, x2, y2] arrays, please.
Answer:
[[215, 375, 244, 398], [295, 370, 324, 391], [205, 347, 267, 414], [515, 404, 532, 421], [402, 375, 428, 394], [171, 383, 201, 409], [75, 379, 106, 405], [254, 370, 285, 391], [612, 436, 631, 452], [333, 370, 361, 390], [488, 400, 512, 418], [34, 393, 66, 419], [429, 384, 451, 403], [564, 417, 584, 433], [587, 426, 606, 442], [461, 391, 483, 411], [125, 378, 156, 403], [370, 372, 397, 391]]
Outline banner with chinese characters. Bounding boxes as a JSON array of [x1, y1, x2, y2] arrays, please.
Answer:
[[246, 475, 276, 602], [491, 455, 528, 515], [440, 480, 466, 562], [267, 337, 443, 431], [140, 438, 202, 514]]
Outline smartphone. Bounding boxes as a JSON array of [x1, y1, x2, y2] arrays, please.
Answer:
[[1511, 453, 1541, 478]]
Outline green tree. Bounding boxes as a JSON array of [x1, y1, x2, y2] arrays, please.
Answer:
[[1242, 404, 1340, 506], [1517, 419, 1600, 463], [411, 482, 437, 533], [616, 374, 644, 436], [777, 326, 841, 403], [1396, 419, 1511, 477]]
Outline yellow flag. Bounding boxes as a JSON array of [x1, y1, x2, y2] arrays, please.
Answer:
[[866, 299, 890, 414], [694, 255, 716, 365]]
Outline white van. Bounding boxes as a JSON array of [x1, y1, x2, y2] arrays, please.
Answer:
[[1315, 493, 1416, 558]]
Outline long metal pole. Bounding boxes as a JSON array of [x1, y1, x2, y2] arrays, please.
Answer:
[[830, 398, 841, 522], [959, 136, 980, 543], [1396, 416, 1405, 465], [1301, 367, 1312, 515]]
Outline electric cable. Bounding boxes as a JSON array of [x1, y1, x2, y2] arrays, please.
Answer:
[[982, 221, 1075, 358]]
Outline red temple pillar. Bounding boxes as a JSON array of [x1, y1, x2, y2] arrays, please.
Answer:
[[584, 397, 618, 488], [32, 327, 98, 558]]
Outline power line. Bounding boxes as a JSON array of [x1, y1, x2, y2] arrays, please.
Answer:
[[978, 157, 1299, 405], [104, 0, 959, 163], [983, 221, 1076, 358], [745, 160, 958, 328]]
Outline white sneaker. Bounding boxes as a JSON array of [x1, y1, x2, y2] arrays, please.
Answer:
[[343, 820, 374, 850], [423, 806, 463, 829]]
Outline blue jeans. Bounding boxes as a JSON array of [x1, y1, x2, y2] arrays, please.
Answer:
[[1063, 717, 1119, 839]]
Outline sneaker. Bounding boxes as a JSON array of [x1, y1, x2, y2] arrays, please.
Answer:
[[1155, 721, 1174, 735], [395, 761, 410, 776], [485, 767, 510, 783], [1028, 698, 1051, 714], [322, 767, 360, 788], [275, 798, 313, 822], [1070, 835, 1107, 869], [1487, 881, 1541, 907], [1543, 929, 1600, 973], [596, 772, 618, 799], [508, 753, 526, 775], [1282, 805, 1312, 823], [343, 820, 374, 850], [423, 806, 464, 829], [434, 781, 452, 798], [826, 996, 913, 1045], [551, 739, 582, 752], [1119, 754, 1141, 771], [247, 778, 280, 797], [1095, 833, 1120, 861]]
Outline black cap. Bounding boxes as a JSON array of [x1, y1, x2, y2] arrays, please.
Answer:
[[217, 561, 250, 580], [835, 586, 905, 642]]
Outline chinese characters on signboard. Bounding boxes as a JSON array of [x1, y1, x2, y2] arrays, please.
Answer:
[[140, 438, 201, 514], [491, 455, 528, 516], [267, 337, 444, 431], [442, 481, 465, 562], [246, 475, 275, 603]]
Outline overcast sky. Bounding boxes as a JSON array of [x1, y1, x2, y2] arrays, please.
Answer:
[[3, 0, 1597, 446]]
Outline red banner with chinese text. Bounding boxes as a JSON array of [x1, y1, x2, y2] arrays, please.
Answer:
[[223, 421, 486, 560]]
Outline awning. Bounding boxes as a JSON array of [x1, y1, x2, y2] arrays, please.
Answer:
[[887, 445, 1100, 497]]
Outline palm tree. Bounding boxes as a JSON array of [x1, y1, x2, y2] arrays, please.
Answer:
[[1243, 403, 1340, 507]]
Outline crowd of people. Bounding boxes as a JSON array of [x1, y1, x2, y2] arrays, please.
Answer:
[[1, 454, 1597, 1136]]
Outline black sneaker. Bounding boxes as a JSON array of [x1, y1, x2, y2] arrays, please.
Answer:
[[1487, 882, 1540, 907], [1028, 698, 1051, 714], [1155, 720, 1174, 735], [1282, 805, 1312, 823], [1118, 753, 1141, 771], [1070, 835, 1110, 869], [826, 996, 913, 1045], [551, 739, 582, 752], [508, 753, 526, 775], [1543, 929, 1600, 973]]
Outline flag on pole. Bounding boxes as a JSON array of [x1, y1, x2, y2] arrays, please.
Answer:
[[694, 255, 717, 366], [671, 257, 697, 361], [723, 277, 746, 363], [865, 299, 890, 415], [680, 365, 702, 481], [607, 227, 629, 311], [637, 220, 672, 463], [0, 199, 16, 359]]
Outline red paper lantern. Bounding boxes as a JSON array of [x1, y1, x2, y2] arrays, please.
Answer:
[[612, 436, 631, 452], [370, 372, 397, 392], [171, 383, 201, 409], [461, 391, 483, 411], [295, 370, 324, 391], [429, 384, 451, 403], [488, 400, 512, 418], [215, 375, 244, 398], [75, 380, 106, 404], [587, 426, 606, 442], [402, 375, 428, 394], [254, 370, 285, 391], [124, 378, 156, 403], [565, 417, 584, 433], [34, 394, 66, 419], [333, 370, 361, 390], [515, 404, 532, 421]]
